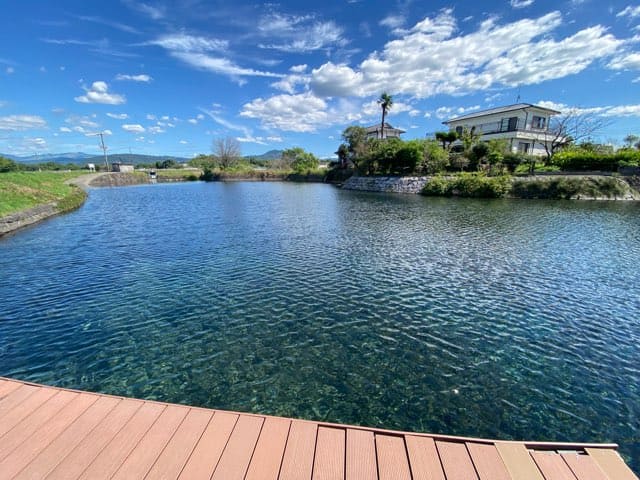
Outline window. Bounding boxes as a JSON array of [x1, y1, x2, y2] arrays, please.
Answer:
[[532, 115, 546, 129], [518, 142, 530, 154], [455, 126, 463, 135]]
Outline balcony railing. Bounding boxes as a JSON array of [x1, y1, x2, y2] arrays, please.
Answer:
[[456, 119, 549, 135]]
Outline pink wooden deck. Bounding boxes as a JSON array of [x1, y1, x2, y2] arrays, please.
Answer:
[[0, 377, 636, 480]]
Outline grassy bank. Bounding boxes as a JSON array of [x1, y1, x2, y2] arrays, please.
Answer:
[[0, 171, 87, 217]]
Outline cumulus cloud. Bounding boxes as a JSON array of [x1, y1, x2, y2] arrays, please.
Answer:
[[0, 115, 47, 131], [122, 124, 145, 133], [75, 81, 126, 105], [379, 14, 406, 29], [537, 100, 640, 117], [276, 10, 623, 101], [241, 93, 329, 132], [115, 73, 152, 82], [106, 112, 129, 119]]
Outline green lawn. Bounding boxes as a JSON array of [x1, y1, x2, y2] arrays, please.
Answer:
[[0, 171, 87, 217]]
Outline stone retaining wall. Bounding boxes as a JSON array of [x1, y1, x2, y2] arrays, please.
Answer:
[[0, 203, 59, 237], [342, 176, 431, 194]]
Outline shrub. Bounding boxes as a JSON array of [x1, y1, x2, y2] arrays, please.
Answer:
[[552, 150, 640, 171], [0, 157, 20, 172], [422, 140, 449, 174], [511, 177, 628, 199], [422, 173, 511, 198]]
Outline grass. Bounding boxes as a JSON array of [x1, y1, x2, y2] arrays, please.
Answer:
[[0, 171, 87, 217], [155, 168, 202, 180]]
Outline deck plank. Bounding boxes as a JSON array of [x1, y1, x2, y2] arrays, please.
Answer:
[[496, 443, 545, 480], [0, 390, 77, 461], [0, 392, 97, 480], [0, 384, 39, 420], [467, 442, 511, 480], [245, 416, 292, 480], [531, 451, 578, 480], [0, 379, 22, 400], [585, 448, 639, 480], [436, 441, 479, 480], [279, 420, 318, 480], [178, 411, 239, 480], [211, 414, 264, 480], [376, 434, 412, 480], [12, 396, 120, 479], [144, 408, 213, 480], [78, 401, 166, 480], [111, 404, 189, 480], [346, 429, 377, 480], [313, 427, 345, 480], [0, 387, 57, 438], [560, 452, 609, 480], [405, 435, 445, 480], [46, 399, 143, 480]]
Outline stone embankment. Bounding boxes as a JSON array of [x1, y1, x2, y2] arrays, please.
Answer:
[[342, 174, 640, 200], [342, 176, 431, 193], [0, 203, 59, 236], [88, 172, 149, 187]]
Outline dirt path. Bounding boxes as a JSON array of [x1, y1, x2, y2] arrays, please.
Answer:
[[65, 172, 109, 190]]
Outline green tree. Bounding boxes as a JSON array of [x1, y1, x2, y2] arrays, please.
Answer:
[[0, 156, 20, 172], [435, 131, 459, 150], [342, 126, 369, 170], [282, 147, 319, 173], [377, 92, 393, 139], [422, 139, 449, 174], [335, 144, 349, 168]]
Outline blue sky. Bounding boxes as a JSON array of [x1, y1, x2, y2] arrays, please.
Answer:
[[0, 0, 639, 158]]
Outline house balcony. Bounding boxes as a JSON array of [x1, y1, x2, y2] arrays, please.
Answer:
[[456, 119, 549, 136]]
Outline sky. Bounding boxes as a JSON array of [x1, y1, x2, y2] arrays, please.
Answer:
[[0, 0, 639, 159]]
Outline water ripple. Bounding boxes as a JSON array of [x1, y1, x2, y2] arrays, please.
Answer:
[[0, 182, 639, 470]]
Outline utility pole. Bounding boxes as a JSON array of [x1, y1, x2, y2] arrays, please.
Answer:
[[88, 132, 110, 171]]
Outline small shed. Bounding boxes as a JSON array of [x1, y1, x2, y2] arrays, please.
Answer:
[[112, 162, 134, 173]]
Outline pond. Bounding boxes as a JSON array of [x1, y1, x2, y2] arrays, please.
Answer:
[[1, 181, 639, 469]]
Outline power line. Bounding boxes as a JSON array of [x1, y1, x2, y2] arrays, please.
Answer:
[[87, 132, 110, 171]]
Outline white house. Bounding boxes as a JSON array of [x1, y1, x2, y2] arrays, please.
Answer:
[[365, 122, 406, 140], [112, 162, 134, 173], [442, 103, 561, 156]]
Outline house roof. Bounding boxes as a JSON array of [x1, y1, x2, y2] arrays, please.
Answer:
[[442, 103, 561, 124], [365, 122, 406, 134]]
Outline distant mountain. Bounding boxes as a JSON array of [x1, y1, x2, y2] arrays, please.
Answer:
[[246, 149, 283, 161], [3, 152, 189, 166], [1, 152, 95, 163]]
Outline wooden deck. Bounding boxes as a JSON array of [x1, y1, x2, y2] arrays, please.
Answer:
[[0, 377, 636, 480]]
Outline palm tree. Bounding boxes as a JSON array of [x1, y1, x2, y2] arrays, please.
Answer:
[[377, 92, 393, 139]]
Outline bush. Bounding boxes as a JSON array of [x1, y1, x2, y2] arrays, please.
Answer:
[[552, 150, 640, 171], [422, 173, 511, 198], [0, 157, 20, 172], [511, 177, 628, 199]]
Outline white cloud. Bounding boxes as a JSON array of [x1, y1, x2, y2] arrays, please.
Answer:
[[124, 1, 165, 20], [241, 92, 329, 132], [168, 52, 282, 81], [75, 81, 126, 105], [106, 112, 129, 119], [115, 73, 152, 82], [608, 52, 640, 70], [122, 124, 145, 133], [282, 11, 623, 101], [146, 114, 157, 120], [380, 15, 406, 29], [537, 100, 640, 117], [257, 13, 346, 53], [59, 127, 72, 133], [511, 0, 534, 8], [149, 34, 228, 53], [179, 140, 188, 144], [0, 115, 47, 131], [617, 6, 640, 18], [66, 115, 99, 129], [196, 113, 204, 120], [148, 126, 165, 134], [6, 66, 14, 74], [290, 64, 307, 73]]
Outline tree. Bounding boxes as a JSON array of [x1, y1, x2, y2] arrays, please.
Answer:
[[540, 109, 611, 165], [435, 131, 459, 150], [213, 136, 241, 170], [335, 144, 349, 168], [342, 126, 369, 169], [0, 156, 19, 172], [377, 92, 393, 139], [623, 134, 640, 150], [281, 147, 319, 173]]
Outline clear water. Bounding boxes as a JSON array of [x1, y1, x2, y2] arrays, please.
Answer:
[[1, 181, 639, 469]]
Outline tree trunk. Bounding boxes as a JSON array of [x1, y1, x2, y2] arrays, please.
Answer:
[[380, 110, 386, 139]]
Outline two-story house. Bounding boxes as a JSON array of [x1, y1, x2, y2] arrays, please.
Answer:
[[365, 122, 406, 140], [442, 103, 560, 156]]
